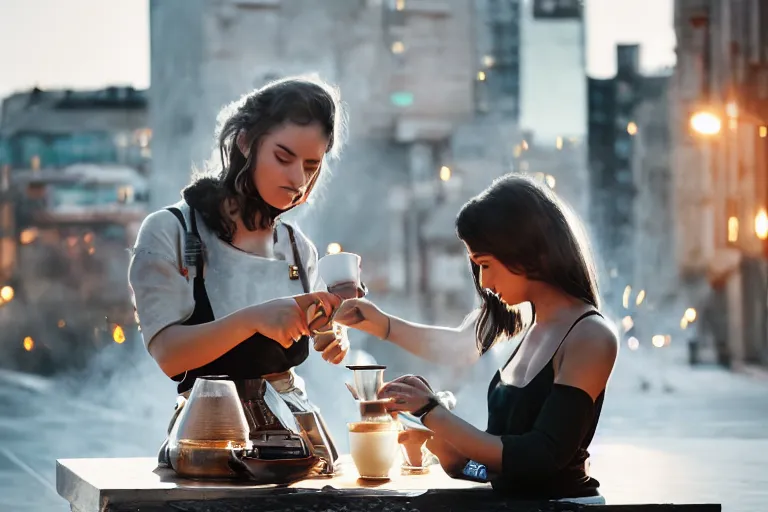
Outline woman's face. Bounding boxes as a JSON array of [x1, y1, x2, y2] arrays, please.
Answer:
[[252, 122, 328, 211], [467, 247, 529, 306]]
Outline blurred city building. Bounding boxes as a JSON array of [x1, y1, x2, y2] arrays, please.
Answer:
[[148, 0, 589, 343], [0, 86, 151, 172], [519, 0, 589, 218], [670, 0, 768, 369], [0, 86, 151, 373], [630, 75, 676, 347], [587, 45, 671, 312]]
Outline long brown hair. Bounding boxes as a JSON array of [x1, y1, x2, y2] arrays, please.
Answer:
[[455, 174, 600, 354], [183, 76, 345, 242]]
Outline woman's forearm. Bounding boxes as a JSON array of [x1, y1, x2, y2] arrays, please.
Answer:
[[383, 310, 481, 366], [149, 306, 256, 377], [423, 406, 503, 473]]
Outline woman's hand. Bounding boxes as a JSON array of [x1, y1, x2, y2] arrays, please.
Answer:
[[250, 298, 309, 349], [331, 298, 389, 339], [312, 323, 349, 364], [294, 292, 342, 332], [251, 292, 340, 349], [391, 374, 434, 393], [377, 376, 436, 414]]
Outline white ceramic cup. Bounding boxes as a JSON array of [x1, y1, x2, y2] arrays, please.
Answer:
[[318, 252, 361, 289], [348, 422, 399, 479]]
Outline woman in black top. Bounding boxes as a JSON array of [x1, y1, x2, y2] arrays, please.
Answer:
[[334, 174, 618, 499]]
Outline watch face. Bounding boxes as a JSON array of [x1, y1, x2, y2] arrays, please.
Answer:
[[461, 460, 488, 482]]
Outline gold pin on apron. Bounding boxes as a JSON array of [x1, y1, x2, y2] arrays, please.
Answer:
[[288, 264, 300, 280]]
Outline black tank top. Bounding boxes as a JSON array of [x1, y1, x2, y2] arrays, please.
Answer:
[[486, 310, 605, 498], [166, 207, 310, 395]]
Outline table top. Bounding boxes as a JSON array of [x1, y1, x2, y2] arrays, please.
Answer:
[[56, 456, 723, 512], [56, 455, 489, 511]]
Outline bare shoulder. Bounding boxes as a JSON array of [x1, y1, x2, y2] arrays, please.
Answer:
[[555, 312, 618, 399], [564, 312, 618, 360]]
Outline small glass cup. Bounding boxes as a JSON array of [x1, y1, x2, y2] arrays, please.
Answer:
[[398, 428, 433, 475]]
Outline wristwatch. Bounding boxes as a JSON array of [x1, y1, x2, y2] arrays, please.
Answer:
[[412, 395, 441, 420]]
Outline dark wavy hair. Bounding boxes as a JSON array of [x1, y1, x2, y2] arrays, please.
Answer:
[[455, 174, 600, 355], [183, 76, 345, 242]]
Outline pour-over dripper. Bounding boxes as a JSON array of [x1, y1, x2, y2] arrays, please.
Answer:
[[346, 365, 392, 423], [346, 365, 385, 401]]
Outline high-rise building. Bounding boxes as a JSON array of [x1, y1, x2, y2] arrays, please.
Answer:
[[588, 45, 670, 307], [514, 0, 589, 218], [474, 0, 522, 119], [520, 0, 585, 142], [148, 0, 477, 207], [671, 0, 768, 368], [0, 87, 150, 172]]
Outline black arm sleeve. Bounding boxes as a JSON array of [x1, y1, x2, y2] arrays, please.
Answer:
[[496, 384, 595, 481]]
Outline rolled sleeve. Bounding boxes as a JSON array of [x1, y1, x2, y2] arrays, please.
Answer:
[[128, 210, 195, 349]]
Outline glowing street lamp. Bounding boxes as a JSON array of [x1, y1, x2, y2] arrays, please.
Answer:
[[112, 325, 126, 344], [0, 286, 13, 303], [690, 111, 722, 136], [755, 208, 768, 240]]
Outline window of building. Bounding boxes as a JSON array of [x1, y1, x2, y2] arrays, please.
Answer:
[[0, 138, 9, 166], [616, 81, 634, 103], [616, 168, 633, 184], [614, 138, 631, 158]]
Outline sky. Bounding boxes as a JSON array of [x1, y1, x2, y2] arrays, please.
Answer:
[[0, 0, 675, 99]]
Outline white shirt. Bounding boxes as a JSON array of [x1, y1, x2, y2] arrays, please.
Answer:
[[128, 201, 324, 349]]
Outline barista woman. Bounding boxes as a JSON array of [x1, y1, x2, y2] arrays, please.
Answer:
[[128, 77, 349, 465]]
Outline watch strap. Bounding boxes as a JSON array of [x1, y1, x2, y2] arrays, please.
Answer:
[[413, 395, 440, 419]]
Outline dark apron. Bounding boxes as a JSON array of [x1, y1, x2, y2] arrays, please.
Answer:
[[157, 206, 338, 466]]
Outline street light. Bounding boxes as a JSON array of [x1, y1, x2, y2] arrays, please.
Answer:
[[755, 208, 768, 240], [0, 285, 13, 302], [728, 216, 739, 243], [690, 111, 722, 136]]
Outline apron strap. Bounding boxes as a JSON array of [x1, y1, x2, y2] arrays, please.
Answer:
[[283, 223, 311, 293], [165, 206, 204, 281]]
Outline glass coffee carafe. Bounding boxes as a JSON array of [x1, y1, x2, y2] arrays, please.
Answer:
[[166, 376, 332, 482], [167, 378, 252, 479]]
